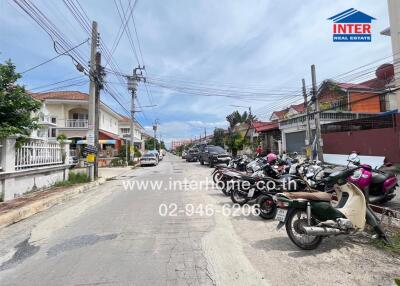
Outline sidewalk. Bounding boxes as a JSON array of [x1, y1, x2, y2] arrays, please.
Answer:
[[72, 166, 134, 180], [0, 166, 134, 228]]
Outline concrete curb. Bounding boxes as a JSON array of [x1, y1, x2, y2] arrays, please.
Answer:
[[0, 177, 106, 229]]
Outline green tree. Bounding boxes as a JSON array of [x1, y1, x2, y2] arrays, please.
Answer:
[[211, 128, 225, 147], [226, 110, 242, 130], [0, 60, 42, 139], [144, 138, 165, 150], [119, 144, 141, 160], [225, 132, 245, 157]]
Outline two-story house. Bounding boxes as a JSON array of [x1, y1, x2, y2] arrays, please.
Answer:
[[271, 64, 395, 153], [32, 91, 123, 157], [118, 115, 145, 153]]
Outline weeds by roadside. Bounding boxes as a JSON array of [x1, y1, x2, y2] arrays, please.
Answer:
[[371, 230, 400, 255], [53, 172, 90, 187]]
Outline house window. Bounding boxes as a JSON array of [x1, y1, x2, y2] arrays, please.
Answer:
[[48, 128, 56, 138], [48, 117, 57, 138], [72, 113, 88, 120], [121, 128, 130, 134], [379, 94, 386, 112]]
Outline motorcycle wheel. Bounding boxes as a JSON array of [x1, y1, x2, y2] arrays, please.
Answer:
[[212, 171, 223, 184], [230, 188, 250, 205], [285, 209, 322, 250], [258, 196, 277, 219], [216, 179, 230, 196]]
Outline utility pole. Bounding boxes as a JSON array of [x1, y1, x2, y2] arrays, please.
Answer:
[[88, 21, 98, 180], [127, 66, 145, 161], [153, 119, 159, 151], [153, 125, 157, 150], [311, 65, 324, 162], [249, 106, 254, 149], [302, 78, 312, 159], [128, 77, 137, 162], [204, 128, 206, 142], [94, 51, 102, 178]]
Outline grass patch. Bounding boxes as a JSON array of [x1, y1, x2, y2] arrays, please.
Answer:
[[371, 230, 400, 255], [53, 172, 90, 187]]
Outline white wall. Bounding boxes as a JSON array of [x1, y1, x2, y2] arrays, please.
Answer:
[[118, 122, 143, 140], [100, 108, 119, 134], [1, 169, 68, 201]]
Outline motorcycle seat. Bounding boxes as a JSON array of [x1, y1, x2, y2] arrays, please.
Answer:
[[283, 191, 331, 202], [239, 175, 257, 183], [371, 173, 389, 184]]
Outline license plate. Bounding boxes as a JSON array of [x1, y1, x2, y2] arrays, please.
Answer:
[[275, 209, 287, 222], [248, 189, 255, 198]]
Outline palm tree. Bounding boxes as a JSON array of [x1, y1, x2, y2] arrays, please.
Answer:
[[226, 111, 242, 130]]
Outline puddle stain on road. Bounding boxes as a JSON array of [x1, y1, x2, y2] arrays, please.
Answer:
[[0, 238, 40, 271], [47, 233, 118, 257]]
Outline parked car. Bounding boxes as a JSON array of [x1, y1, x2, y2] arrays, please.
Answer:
[[181, 150, 187, 159], [199, 145, 231, 167], [140, 153, 158, 166], [186, 148, 199, 162], [159, 153, 163, 161], [147, 150, 160, 161]]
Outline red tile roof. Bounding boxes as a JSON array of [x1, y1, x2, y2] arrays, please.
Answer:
[[31, 91, 88, 101], [252, 121, 279, 132], [119, 115, 131, 122], [337, 82, 374, 90], [100, 129, 120, 140], [290, 103, 305, 113], [359, 77, 392, 89], [271, 108, 289, 119]]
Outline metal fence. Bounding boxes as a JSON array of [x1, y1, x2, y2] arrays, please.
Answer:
[[15, 141, 63, 170], [322, 114, 397, 133]]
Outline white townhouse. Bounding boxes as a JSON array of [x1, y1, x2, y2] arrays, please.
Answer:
[[31, 91, 124, 157]]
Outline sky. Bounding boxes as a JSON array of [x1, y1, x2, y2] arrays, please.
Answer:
[[0, 0, 393, 147]]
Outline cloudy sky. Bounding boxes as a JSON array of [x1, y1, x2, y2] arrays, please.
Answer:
[[0, 0, 393, 146]]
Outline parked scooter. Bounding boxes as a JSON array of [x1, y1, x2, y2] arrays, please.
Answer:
[[274, 164, 389, 250], [347, 152, 398, 204]]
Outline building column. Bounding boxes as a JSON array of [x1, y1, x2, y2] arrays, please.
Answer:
[[388, 0, 400, 110], [281, 132, 287, 153], [1, 136, 16, 172]]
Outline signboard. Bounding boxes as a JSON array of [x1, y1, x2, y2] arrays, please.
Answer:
[[87, 130, 95, 146], [83, 145, 98, 157], [86, 153, 95, 163]]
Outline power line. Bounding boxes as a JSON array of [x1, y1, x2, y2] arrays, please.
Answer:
[[28, 75, 85, 91], [20, 38, 89, 74]]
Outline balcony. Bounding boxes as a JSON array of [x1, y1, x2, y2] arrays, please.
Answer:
[[65, 119, 88, 128]]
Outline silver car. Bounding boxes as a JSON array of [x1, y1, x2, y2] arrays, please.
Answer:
[[140, 153, 158, 166]]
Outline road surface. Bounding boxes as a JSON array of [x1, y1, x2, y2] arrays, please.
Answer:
[[0, 154, 399, 285]]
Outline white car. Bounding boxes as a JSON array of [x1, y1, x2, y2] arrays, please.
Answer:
[[140, 153, 158, 166]]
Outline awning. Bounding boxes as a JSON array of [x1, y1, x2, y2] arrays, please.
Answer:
[[77, 140, 116, 145]]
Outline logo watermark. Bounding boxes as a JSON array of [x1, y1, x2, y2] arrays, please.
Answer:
[[327, 8, 376, 42]]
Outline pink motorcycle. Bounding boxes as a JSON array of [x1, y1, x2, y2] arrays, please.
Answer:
[[347, 153, 398, 204]]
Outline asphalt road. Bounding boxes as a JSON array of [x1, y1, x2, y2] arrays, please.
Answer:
[[0, 154, 399, 286]]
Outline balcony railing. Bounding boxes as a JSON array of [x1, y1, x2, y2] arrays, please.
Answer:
[[65, 119, 88, 128], [279, 111, 376, 130]]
